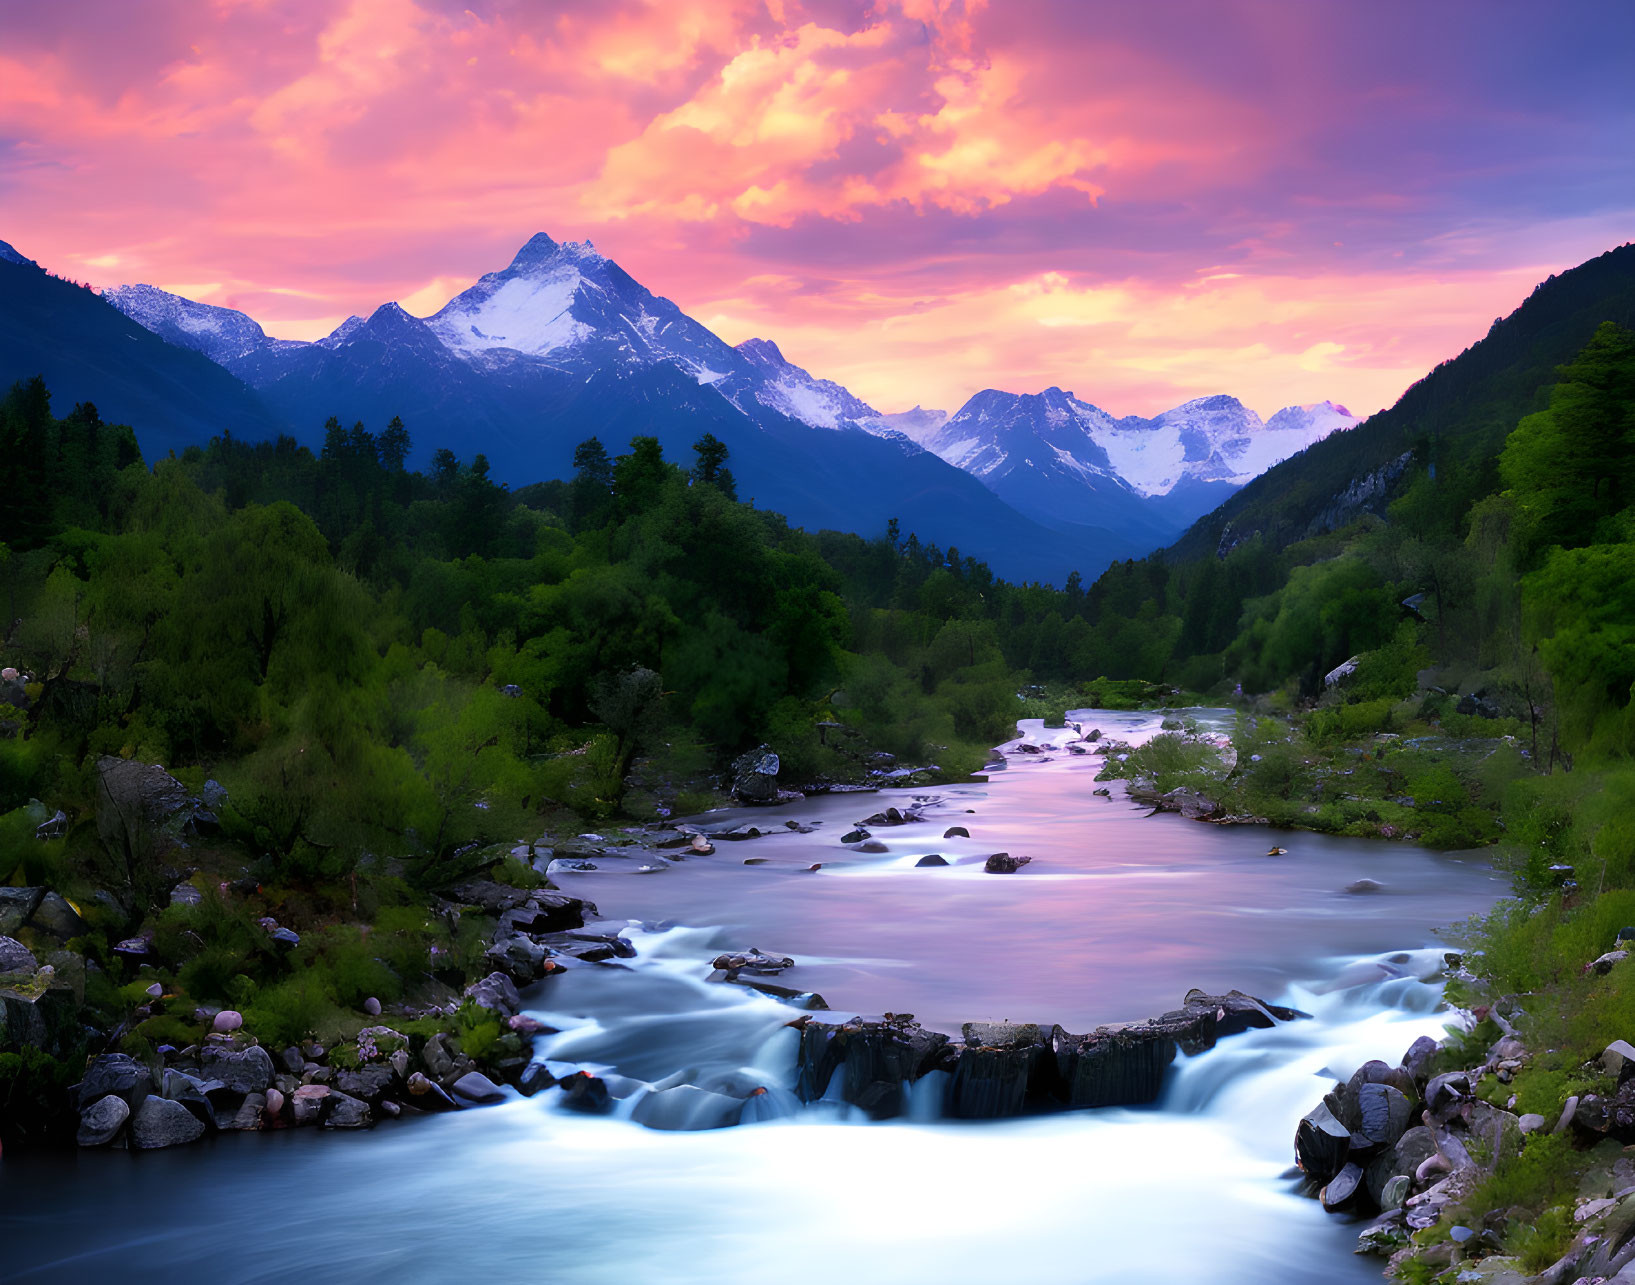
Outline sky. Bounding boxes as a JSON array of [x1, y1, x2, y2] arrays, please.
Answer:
[[2, 0, 1633, 419]]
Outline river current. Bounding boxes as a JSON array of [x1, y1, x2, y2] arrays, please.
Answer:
[[0, 710, 1505, 1283]]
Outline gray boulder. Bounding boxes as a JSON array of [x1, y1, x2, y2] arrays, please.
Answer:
[[451, 1071, 505, 1103], [76, 1094, 131, 1146], [464, 971, 521, 1016], [984, 853, 1032, 874], [0, 887, 43, 935], [730, 745, 780, 804], [76, 1053, 152, 1107], [29, 892, 84, 939], [0, 936, 38, 974], [322, 1090, 371, 1129], [334, 1065, 397, 1102], [131, 1095, 206, 1149], [709, 948, 793, 975], [200, 1044, 274, 1095]]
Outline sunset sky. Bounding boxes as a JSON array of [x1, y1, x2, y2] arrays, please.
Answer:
[[3, 0, 1632, 419]]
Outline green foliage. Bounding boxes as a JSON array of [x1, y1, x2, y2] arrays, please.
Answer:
[[1467, 1133, 1584, 1220], [1500, 1204, 1575, 1274]]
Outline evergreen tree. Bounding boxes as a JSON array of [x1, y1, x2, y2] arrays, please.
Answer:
[[690, 432, 737, 499], [570, 436, 614, 531], [378, 416, 411, 472]]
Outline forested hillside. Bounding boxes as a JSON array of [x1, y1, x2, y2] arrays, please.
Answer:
[[1169, 242, 1635, 562]]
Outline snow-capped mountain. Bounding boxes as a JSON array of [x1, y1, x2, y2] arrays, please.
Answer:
[[93, 229, 1355, 582], [924, 387, 1357, 534], [101, 284, 305, 372], [100, 232, 1162, 582]]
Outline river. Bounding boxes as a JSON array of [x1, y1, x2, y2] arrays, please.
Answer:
[[0, 710, 1505, 1283]]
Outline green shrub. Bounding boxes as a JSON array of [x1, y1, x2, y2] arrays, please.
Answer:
[[1507, 1205, 1576, 1275]]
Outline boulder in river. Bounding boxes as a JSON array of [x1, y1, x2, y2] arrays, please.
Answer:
[[794, 991, 1302, 1121], [915, 855, 948, 867], [943, 826, 969, 839], [131, 1095, 206, 1149], [76, 1094, 131, 1146], [1296, 1101, 1352, 1183], [322, 1091, 372, 1129], [558, 1071, 613, 1114], [710, 948, 793, 975], [984, 853, 1031, 874], [451, 1071, 505, 1103]]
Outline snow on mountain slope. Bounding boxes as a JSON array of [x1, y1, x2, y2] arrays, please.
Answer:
[[735, 337, 883, 429], [869, 405, 949, 444], [0, 239, 37, 268], [103, 283, 306, 373], [428, 242, 593, 358]]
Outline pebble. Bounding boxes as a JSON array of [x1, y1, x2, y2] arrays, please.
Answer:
[[363, 997, 382, 1016], [212, 1010, 243, 1033]]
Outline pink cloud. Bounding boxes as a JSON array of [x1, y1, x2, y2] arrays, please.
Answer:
[[0, 0, 1630, 419]]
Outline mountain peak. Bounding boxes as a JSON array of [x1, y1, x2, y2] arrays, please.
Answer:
[[506, 232, 603, 274], [736, 337, 787, 366], [0, 238, 38, 268], [507, 232, 559, 270]]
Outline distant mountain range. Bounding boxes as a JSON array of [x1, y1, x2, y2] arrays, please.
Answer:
[[4, 231, 1356, 582]]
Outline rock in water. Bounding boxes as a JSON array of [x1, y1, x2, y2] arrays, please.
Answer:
[[984, 853, 1031, 874], [518, 1062, 557, 1097], [131, 1095, 206, 1149], [322, 1091, 372, 1128], [943, 826, 970, 839], [710, 948, 794, 975], [915, 855, 949, 867], [1357, 1082, 1413, 1147], [1295, 1101, 1351, 1182], [77, 1094, 131, 1146], [558, 1072, 613, 1114], [1320, 1162, 1365, 1211], [451, 1072, 505, 1103]]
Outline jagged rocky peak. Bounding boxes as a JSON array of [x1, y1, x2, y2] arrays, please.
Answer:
[[316, 315, 366, 349], [102, 282, 300, 368], [0, 238, 37, 268], [506, 232, 604, 273], [736, 337, 788, 368]]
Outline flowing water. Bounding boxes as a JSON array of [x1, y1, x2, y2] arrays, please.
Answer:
[[0, 710, 1506, 1283]]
